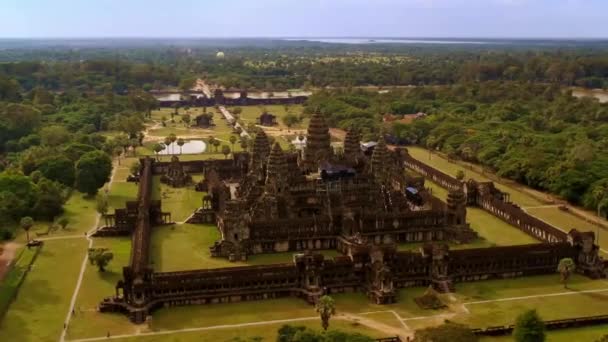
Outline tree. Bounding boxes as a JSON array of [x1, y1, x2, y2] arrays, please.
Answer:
[[221, 145, 231, 159], [177, 138, 185, 154], [513, 310, 545, 342], [88, 248, 113, 272], [164, 136, 172, 154], [277, 325, 373, 342], [40, 125, 70, 147], [169, 133, 177, 154], [152, 143, 164, 160], [181, 114, 191, 127], [413, 322, 478, 342], [130, 160, 141, 176], [455, 170, 465, 181], [171, 103, 180, 117], [75, 151, 113, 196], [282, 113, 301, 132], [38, 156, 75, 187], [315, 295, 336, 331], [96, 192, 109, 226], [57, 217, 69, 230], [213, 140, 221, 153], [229, 135, 237, 151], [207, 136, 216, 153], [557, 258, 575, 289], [232, 107, 242, 116], [114, 133, 130, 154], [33, 178, 66, 220], [20, 216, 34, 243]]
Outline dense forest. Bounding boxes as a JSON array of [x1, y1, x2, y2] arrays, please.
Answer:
[[1, 39, 608, 91], [1, 40, 608, 239]]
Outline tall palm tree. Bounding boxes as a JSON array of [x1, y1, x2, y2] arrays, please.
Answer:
[[229, 135, 237, 151], [315, 295, 336, 331], [177, 138, 185, 154], [169, 134, 177, 154], [207, 136, 216, 154], [20, 217, 34, 244], [164, 136, 172, 155]]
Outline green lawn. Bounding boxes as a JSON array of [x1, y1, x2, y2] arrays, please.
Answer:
[[150, 223, 341, 271], [83, 318, 386, 342], [152, 176, 203, 222], [423, 179, 538, 247], [0, 246, 40, 317], [407, 146, 608, 252], [236, 104, 307, 130], [0, 238, 88, 342], [148, 107, 240, 145], [452, 274, 608, 328], [66, 237, 133, 340]]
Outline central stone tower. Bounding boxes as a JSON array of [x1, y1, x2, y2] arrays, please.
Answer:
[[303, 112, 332, 172]]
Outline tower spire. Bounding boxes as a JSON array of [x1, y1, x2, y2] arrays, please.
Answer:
[[303, 112, 332, 171]]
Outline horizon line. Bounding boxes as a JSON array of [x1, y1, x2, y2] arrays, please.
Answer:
[[1, 36, 608, 41]]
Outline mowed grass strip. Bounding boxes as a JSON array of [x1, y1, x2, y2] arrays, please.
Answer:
[[150, 223, 341, 271], [0, 238, 88, 342], [66, 237, 133, 340], [422, 177, 538, 247], [407, 146, 608, 250]]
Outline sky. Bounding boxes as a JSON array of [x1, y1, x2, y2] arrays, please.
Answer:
[[0, 0, 606, 39]]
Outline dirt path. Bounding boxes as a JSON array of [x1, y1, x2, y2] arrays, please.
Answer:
[[339, 312, 412, 340], [0, 241, 21, 283]]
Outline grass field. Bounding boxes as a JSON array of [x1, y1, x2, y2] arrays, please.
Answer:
[[148, 108, 241, 144], [235, 104, 307, 130], [150, 223, 341, 271], [151, 176, 203, 222], [423, 179, 538, 247], [406, 146, 608, 252], [0, 239, 88, 342], [0, 246, 39, 317]]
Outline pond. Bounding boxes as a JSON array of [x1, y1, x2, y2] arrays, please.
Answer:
[[159, 140, 206, 155]]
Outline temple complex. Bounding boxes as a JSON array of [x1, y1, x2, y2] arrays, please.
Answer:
[[97, 112, 608, 324]]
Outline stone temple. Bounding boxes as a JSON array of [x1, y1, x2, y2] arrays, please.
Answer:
[[98, 111, 606, 323]]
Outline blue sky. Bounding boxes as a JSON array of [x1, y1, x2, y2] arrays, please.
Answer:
[[0, 0, 606, 38]]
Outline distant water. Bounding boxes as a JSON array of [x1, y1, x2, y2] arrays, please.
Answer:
[[160, 140, 206, 155], [284, 38, 493, 45]]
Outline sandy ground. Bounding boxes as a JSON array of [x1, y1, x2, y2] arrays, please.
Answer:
[[0, 242, 21, 283]]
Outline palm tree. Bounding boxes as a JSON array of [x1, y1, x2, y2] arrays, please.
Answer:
[[221, 145, 231, 159], [229, 135, 237, 151], [169, 134, 177, 154], [557, 258, 575, 289], [315, 295, 336, 331], [207, 136, 216, 154], [20, 216, 34, 244], [152, 143, 164, 160], [177, 138, 185, 154], [164, 136, 172, 155]]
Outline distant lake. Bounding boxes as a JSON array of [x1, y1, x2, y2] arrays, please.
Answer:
[[572, 88, 608, 103], [159, 140, 206, 155], [284, 38, 493, 45]]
